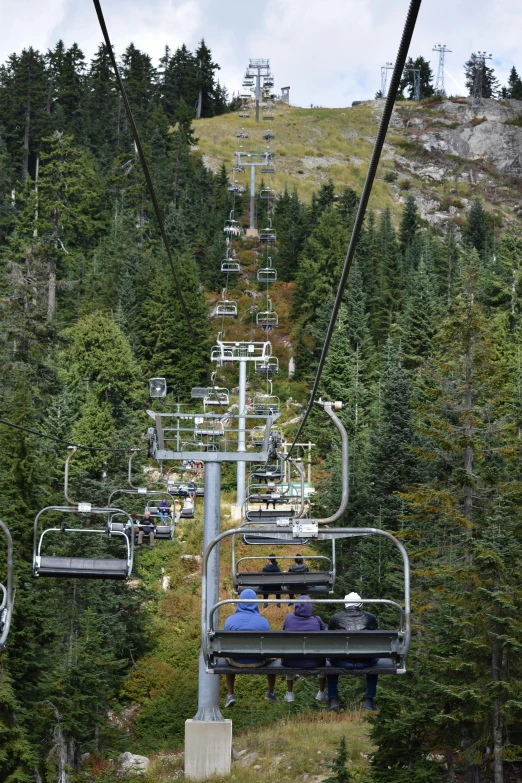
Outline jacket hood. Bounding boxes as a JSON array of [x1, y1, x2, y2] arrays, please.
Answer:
[[237, 589, 260, 614], [294, 596, 313, 618]]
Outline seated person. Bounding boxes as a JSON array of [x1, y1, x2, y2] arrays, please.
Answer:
[[325, 592, 379, 713], [281, 595, 327, 704], [157, 496, 170, 524], [188, 481, 197, 503], [288, 555, 310, 600], [223, 589, 278, 708], [261, 555, 282, 608], [138, 511, 156, 550]]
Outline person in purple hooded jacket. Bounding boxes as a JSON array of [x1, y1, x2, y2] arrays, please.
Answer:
[[281, 595, 328, 703]]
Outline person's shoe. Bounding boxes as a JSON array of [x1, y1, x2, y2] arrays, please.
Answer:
[[363, 698, 377, 712], [284, 691, 295, 703], [316, 690, 328, 702], [263, 603, 268, 609], [265, 691, 279, 703], [225, 694, 236, 708], [327, 698, 339, 712]]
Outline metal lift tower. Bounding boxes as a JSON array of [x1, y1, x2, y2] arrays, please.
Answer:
[[404, 67, 421, 102], [380, 62, 394, 98], [247, 58, 272, 122], [433, 44, 451, 96]]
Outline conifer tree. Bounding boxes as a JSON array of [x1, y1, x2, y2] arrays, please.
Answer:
[[324, 736, 351, 783], [464, 53, 500, 98], [0, 666, 36, 782], [399, 194, 418, 258], [506, 65, 522, 99]]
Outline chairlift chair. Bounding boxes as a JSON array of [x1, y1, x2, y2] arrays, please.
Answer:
[[254, 357, 279, 375], [259, 224, 277, 244], [251, 426, 266, 446], [253, 393, 280, 415], [236, 132, 249, 139], [204, 384, 230, 408], [231, 166, 245, 174], [259, 187, 276, 201], [263, 113, 275, 121], [223, 211, 242, 237], [202, 526, 411, 675], [257, 263, 277, 283], [256, 299, 278, 329], [261, 166, 275, 174], [0, 522, 13, 650], [180, 498, 195, 519], [234, 553, 335, 595], [262, 133, 275, 142], [34, 506, 134, 579], [214, 290, 238, 317], [238, 112, 250, 118], [221, 256, 240, 273]]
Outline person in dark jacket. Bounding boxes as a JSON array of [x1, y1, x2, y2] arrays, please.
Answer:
[[261, 555, 282, 607], [281, 596, 327, 703], [138, 511, 156, 549], [223, 589, 278, 708], [288, 555, 310, 600], [326, 592, 379, 712]]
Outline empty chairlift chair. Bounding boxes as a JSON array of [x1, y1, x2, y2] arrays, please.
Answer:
[[34, 506, 134, 580], [257, 258, 277, 283], [0, 521, 13, 650], [256, 299, 278, 329], [259, 186, 276, 200], [253, 387, 280, 415], [180, 498, 195, 518], [214, 290, 238, 317], [203, 382, 230, 411], [221, 253, 241, 273]]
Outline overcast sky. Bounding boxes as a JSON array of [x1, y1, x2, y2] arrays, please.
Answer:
[[1, 0, 520, 106]]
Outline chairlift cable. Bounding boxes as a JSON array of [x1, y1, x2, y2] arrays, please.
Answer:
[[92, 0, 196, 342], [287, 0, 423, 457], [0, 417, 144, 453]]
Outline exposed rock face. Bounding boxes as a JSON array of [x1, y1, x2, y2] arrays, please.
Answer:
[[419, 99, 522, 173], [118, 751, 150, 773]]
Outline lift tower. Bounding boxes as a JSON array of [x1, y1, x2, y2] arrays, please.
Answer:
[[433, 44, 451, 96], [247, 58, 272, 122]]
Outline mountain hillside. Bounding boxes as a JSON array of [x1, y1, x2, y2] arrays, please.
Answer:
[[194, 97, 522, 224]]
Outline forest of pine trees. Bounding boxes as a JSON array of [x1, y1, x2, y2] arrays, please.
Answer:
[[1, 35, 522, 783]]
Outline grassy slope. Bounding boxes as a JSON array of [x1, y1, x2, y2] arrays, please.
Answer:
[[194, 101, 394, 211]]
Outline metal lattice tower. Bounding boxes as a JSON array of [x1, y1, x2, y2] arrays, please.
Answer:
[[404, 67, 421, 102], [472, 52, 492, 106], [380, 62, 393, 98], [247, 58, 272, 122], [433, 44, 451, 96]]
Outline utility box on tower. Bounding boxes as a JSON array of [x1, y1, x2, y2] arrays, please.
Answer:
[[281, 86, 290, 104]]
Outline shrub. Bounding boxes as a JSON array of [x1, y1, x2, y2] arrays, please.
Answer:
[[398, 178, 412, 191], [384, 171, 398, 183]]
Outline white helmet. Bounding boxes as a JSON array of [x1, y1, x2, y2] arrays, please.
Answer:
[[344, 592, 363, 609]]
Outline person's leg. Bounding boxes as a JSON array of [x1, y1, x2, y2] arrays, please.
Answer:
[[286, 675, 295, 693], [267, 674, 277, 693], [226, 674, 235, 695], [365, 674, 378, 700], [318, 676, 326, 693], [149, 531, 155, 549], [138, 530, 143, 547], [327, 675, 339, 701]]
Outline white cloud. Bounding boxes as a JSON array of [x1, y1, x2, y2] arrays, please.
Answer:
[[1, 0, 521, 106]]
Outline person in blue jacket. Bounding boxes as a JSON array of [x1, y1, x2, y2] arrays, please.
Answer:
[[223, 589, 278, 708], [281, 596, 328, 703]]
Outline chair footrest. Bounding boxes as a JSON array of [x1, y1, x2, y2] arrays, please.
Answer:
[[209, 658, 398, 675]]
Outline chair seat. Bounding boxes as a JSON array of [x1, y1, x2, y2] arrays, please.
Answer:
[[242, 534, 310, 545], [37, 556, 128, 579], [210, 657, 399, 675], [155, 525, 174, 539]]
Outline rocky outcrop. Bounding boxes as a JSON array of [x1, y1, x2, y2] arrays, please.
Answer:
[[418, 99, 522, 173], [118, 751, 150, 774]]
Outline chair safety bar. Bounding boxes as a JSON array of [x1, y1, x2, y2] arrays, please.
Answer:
[[0, 521, 14, 650]]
